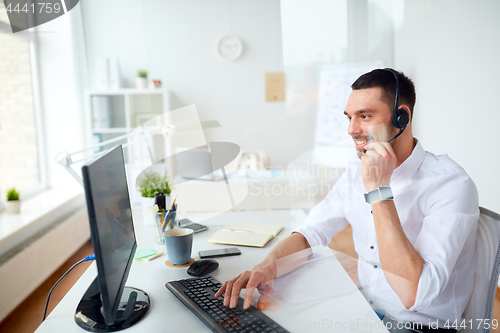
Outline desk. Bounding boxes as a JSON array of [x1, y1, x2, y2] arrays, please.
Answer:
[[35, 210, 387, 333]]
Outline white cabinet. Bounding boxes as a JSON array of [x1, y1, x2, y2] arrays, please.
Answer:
[[85, 89, 170, 163]]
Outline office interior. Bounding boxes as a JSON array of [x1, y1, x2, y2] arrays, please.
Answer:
[[0, 0, 499, 329]]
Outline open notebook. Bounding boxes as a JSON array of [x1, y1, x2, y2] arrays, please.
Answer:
[[209, 222, 284, 247]]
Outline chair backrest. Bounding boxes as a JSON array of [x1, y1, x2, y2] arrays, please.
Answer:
[[462, 207, 500, 332]]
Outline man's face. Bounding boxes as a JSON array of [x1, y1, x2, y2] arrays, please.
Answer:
[[344, 87, 397, 158]]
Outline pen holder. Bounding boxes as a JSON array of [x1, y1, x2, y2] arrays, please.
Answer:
[[155, 212, 166, 244], [155, 210, 177, 244]]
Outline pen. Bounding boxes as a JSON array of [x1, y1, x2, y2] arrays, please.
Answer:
[[159, 210, 166, 230], [169, 194, 177, 210], [138, 251, 164, 261], [162, 210, 172, 232], [222, 229, 254, 233]]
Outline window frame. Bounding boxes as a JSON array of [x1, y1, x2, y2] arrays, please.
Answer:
[[0, 20, 47, 209]]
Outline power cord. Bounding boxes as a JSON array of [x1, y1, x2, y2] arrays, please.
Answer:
[[42, 254, 95, 321]]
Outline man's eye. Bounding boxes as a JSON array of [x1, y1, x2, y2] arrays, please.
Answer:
[[361, 115, 370, 119]]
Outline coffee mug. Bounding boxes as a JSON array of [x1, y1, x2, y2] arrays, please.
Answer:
[[164, 228, 193, 265]]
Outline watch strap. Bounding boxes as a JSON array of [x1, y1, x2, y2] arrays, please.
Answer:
[[364, 187, 393, 204]]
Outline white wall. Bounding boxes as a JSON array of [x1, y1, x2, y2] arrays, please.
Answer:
[[80, 0, 314, 167], [50, 0, 500, 211], [395, 0, 500, 212]]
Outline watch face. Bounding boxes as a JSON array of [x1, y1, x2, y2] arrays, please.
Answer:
[[216, 35, 243, 61]]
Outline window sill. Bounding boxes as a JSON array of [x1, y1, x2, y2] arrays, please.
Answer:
[[0, 185, 85, 257]]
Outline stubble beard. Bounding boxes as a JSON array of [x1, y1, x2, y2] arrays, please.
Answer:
[[354, 127, 399, 159]]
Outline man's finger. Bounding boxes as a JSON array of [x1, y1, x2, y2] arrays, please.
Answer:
[[257, 281, 274, 304], [257, 301, 278, 311], [214, 282, 226, 298], [365, 142, 389, 157], [381, 142, 396, 159], [243, 286, 257, 309], [229, 273, 251, 308], [363, 149, 379, 158], [223, 279, 235, 306], [242, 273, 264, 309]]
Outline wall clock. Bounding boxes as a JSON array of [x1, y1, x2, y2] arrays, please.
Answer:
[[215, 35, 243, 61]]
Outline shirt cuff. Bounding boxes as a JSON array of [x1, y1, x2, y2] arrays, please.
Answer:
[[292, 225, 322, 254], [408, 262, 439, 312]]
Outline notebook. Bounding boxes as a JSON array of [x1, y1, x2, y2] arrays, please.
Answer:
[[209, 222, 284, 247]]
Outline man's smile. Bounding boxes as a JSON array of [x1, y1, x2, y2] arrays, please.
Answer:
[[353, 135, 374, 149], [354, 139, 368, 148]]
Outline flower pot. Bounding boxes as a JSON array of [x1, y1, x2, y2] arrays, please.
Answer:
[[136, 77, 148, 89], [5, 200, 20, 214], [141, 195, 170, 226]]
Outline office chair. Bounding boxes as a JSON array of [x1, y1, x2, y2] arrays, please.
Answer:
[[461, 207, 500, 333]]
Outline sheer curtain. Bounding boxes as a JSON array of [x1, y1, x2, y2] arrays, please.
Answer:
[[35, 2, 90, 189]]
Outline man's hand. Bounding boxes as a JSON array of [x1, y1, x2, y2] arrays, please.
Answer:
[[214, 262, 275, 310], [361, 142, 397, 192], [214, 233, 310, 310]]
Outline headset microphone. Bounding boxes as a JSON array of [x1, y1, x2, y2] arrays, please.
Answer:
[[363, 68, 409, 153]]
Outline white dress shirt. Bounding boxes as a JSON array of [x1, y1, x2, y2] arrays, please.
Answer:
[[294, 139, 479, 324]]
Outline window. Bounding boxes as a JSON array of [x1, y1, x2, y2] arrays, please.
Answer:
[[0, 3, 45, 204]]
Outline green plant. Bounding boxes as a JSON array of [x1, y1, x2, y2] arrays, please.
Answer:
[[7, 188, 19, 201], [137, 172, 171, 198], [137, 70, 148, 78]]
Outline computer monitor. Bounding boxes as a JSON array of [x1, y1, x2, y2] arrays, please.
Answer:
[[75, 145, 150, 332]]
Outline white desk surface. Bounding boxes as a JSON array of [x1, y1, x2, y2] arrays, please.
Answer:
[[36, 210, 387, 333]]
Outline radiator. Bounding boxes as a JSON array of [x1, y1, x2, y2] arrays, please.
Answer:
[[0, 208, 90, 322]]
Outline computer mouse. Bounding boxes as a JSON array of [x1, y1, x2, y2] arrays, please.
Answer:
[[187, 259, 219, 277]]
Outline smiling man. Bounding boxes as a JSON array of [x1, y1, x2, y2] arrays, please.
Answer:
[[216, 69, 479, 331]]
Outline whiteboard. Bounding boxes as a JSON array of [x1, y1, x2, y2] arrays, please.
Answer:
[[314, 65, 379, 147]]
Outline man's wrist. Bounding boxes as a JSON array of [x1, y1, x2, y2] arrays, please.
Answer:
[[364, 186, 393, 204], [255, 260, 277, 279]]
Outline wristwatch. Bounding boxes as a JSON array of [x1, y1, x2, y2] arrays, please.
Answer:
[[364, 186, 393, 204]]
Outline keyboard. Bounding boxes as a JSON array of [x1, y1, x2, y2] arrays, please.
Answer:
[[165, 276, 289, 333]]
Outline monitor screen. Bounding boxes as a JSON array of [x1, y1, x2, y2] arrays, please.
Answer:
[[82, 145, 136, 325]]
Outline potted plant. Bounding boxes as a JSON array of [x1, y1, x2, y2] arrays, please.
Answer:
[[137, 172, 171, 225], [136, 70, 148, 89], [5, 188, 20, 214]]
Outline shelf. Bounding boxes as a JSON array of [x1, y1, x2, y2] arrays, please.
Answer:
[[92, 128, 130, 134], [86, 89, 170, 167], [87, 88, 167, 96]]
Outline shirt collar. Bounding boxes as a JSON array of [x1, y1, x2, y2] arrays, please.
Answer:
[[393, 138, 426, 179]]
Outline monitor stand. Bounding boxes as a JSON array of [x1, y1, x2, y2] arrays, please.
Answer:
[[75, 278, 150, 332]]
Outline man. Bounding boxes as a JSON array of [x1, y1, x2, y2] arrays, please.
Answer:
[[216, 69, 479, 330]]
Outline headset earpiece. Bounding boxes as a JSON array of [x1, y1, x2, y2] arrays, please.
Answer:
[[392, 108, 409, 129], [381, 68, 410, 144]]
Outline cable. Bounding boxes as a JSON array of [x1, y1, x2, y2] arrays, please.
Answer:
[[42, 254, 95, 321]]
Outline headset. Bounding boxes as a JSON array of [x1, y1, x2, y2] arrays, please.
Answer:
[[383, 68, 409, 143]]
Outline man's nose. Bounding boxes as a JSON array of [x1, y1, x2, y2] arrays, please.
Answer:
[[348, 118, 361, 136]]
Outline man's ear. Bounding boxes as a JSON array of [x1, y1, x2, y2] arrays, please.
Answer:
[[393, 106, 410, 128], [400, 105, 412, 124], [400, 105, 413, 124]]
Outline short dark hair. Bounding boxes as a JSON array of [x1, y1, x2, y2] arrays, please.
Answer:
[[351, 68, 416, 119]]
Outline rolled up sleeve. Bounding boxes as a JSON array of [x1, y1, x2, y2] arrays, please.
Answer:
[[293, 171, 349, 253], [409, 170, 479, 312]]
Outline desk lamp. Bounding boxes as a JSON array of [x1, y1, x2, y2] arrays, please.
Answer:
[[56, 112, 221, 186]]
